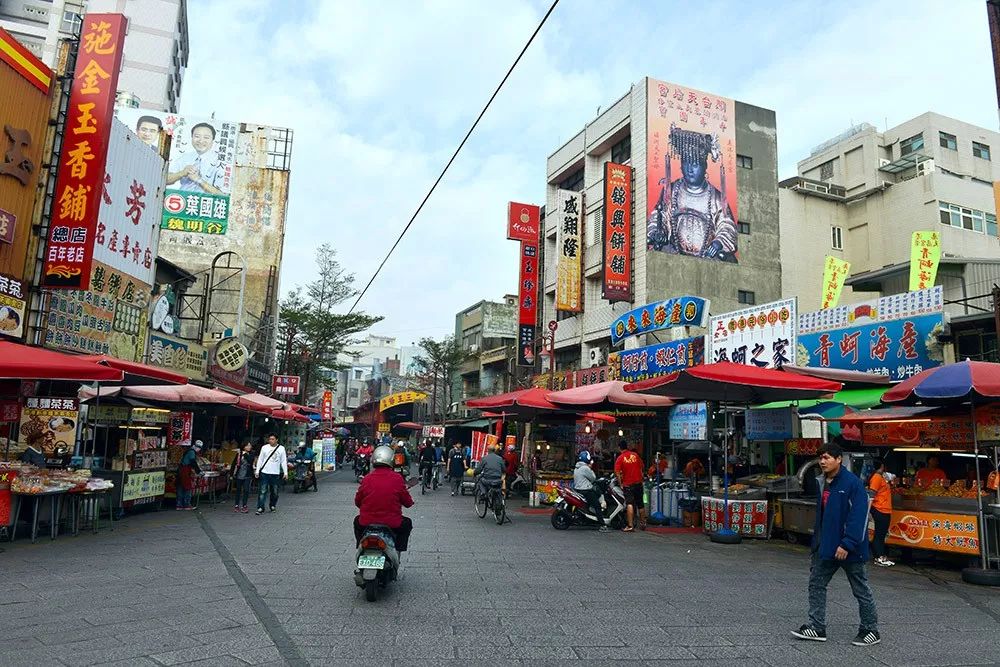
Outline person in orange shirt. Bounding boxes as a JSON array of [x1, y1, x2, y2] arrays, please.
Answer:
[[867, 459, 894, 567], [683, 457, 705, 482], [914, 455, 949, 489], [614, 440, 646, 532], [647, 452, 670, 479]]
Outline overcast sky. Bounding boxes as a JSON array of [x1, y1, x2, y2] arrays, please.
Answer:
[[180, 0, 997, 344]]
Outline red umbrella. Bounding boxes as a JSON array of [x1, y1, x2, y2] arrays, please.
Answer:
[[271, 408, 310, 423], [466, 387, 556, 410], [548, 381, 675, 410], [625, 361, 841, 403], [0, 341, 123, 382], [77, 354, 187, 385]]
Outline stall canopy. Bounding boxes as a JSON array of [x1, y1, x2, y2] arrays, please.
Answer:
[[883, 359, 1000, 405], [237, 392, 284, 413], [780, 365, 891, 387], [81, 384, 240, 405], [286, 402, 321, 416], [77, 354, 187, 385], [270, 407, 310, 423], [756, 387, 887, 412], [548, 381, 676, 411], [0, 341, 124, 382], [624, 361, 842, 403]]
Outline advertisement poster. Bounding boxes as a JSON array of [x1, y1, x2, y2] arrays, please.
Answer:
[[797, 287, 945, 381], [272, 375, 300, 396], [555, 189, 583, 312], [42, 14, 128, 289], [122, 470, 165, 503], [506, 201, 539, 243], [862, 417, 972, 448], [619, 336, 705, 383], [610, 296, 709, 346], [909, 231, 941, 292], [0, 468, 17, 526], [708, 298, 796, 368], [422, 425, 445, 439], [646, 78, 738, 263], [602, 162, 633, 302], [701, 497, 768, 537], [517, 242, 538, 366], [17, 397, 79, 457], [669, 402, 708, 440], [321, 437, 336, 470], [321, 391, 333, 422], [745, 407, 797, 441], [167, 411, 193, 447], [163, 115, 237, 235], [884, 510, 979, 555], [0, 273, 25, 339], [147, 333, 208, 381], [821, 256, 850, 310], [975, 404, 1000, 442]]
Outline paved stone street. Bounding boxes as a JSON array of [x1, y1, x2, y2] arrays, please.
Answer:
[[1, 470, 998, 666]]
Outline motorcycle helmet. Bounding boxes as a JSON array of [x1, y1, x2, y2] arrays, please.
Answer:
[[506, 444, 516, 452], [578, 450, 592, 463], [372, 445, 394, 467]]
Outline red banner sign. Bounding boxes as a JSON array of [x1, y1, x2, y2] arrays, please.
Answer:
[[507, 201, 539, 243], [602, 162, 633, 302], [862, 416, 973, 448], [271, 374, 300, 396], [42, 13, 127, 290], [701, 497, 768, 537], [0, 400, 19, 422], [167, 411, 192, 447], [517, 241, 538, 367], [321, 390, 333, 421]]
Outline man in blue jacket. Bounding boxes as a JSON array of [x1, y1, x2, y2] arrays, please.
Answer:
[[792, 443, 880, 646]]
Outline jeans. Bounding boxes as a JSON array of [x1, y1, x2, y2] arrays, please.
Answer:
[[234, 478, 250, 507], [450, 474, 463, 494], [256, 473, 280, 511], [808, 553, 878, 633], [870, 509, 890, 558], [177, 487, 192, 508], [580, 488, 606, 525]]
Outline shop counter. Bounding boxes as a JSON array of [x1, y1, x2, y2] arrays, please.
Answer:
[[532, 473, 573, 505], [885, 495, 982, 557]]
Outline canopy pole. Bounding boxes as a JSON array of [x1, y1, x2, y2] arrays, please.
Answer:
[[90, 382, 101, 462], [971, 403, 988, 570]]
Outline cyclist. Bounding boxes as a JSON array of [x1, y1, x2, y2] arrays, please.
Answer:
[[474, 442, 506, 499], [418, 440, 437, 489], [574, 450, 609, 532]]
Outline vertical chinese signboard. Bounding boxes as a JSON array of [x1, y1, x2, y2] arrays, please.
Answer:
[[909, 231, 940, 291], [42, 14, 128, 290], [602, 162, 633, 302], [321, 390, 333, 422], [517, 241, 538, 366], [821, 256, 850, 309], [708, 298, 796, 368], [555, 189, 582, 312], [506, 201, 539, 242]]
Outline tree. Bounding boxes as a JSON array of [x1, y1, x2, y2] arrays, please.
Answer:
[[277, 245, 382, 404], [411, 336, 472, 421]]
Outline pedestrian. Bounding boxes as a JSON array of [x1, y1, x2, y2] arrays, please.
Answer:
[[448, 441, 467, 496], [868, 458, 894, 567], [254, 433, 288, 515], [614, 440, 646, 532], [503, 444, 519, 497], [176, 440, 203, 510], [792, 442, 880, 646], [230, 442, 255, 513]]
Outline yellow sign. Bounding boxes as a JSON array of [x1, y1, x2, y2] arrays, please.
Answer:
[[884, 509, 979, 555], [909, 231, 940, 291], [377, 423, 390, 433], [820, 256, 850, 309], [379, 390, 427, 412]]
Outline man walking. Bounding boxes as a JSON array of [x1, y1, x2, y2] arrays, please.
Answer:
[[614, 440, 646, 532], [792, 443, 880, 646], [254, 434, 288, 515], [448, 441, 467, 496]]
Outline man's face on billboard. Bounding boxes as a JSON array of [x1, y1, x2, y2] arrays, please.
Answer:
[[191, 126, 215, 154], [137, 121, 160, 145]]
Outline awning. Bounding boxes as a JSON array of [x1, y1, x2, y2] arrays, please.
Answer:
[[271, 407, 310, 423], [80, 384, 240, 405], [77, 354, 187, 385], [780, 365, 890, 386], [0, 341, 124, 382], [548, 381, 675, 410], [456, 419, 493, 429], [756, 387, 887, 412], [237, 392, 285, 413], [832, 406, 937, 424], [393, 421, 423, 430], [625, 361, 841, 403]]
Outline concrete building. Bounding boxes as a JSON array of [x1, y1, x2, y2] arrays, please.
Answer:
[[0, 0, 188, 112], [453, 296, 518, 413], [780, 113, 1000, 313], [542, 77, 779, 370], [331, 335, 412, 421]]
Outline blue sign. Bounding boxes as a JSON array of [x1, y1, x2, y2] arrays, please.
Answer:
[[611, 296, 710, 345], [669, 402, 709, 440], [618, 335, 705, 383], [796, 313, 944, 382], [745, 407, 795, 441]]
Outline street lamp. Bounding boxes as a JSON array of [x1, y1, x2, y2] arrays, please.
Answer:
[[538, 320, 558, 389]]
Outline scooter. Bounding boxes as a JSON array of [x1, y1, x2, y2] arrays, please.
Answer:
[[550, 476, 626, 530], [354, 525, 400, 602], [354, 454, 370, 482], [291, 457, 317, 493]]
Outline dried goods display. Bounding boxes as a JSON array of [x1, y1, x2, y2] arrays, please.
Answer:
[[2, 465, 111, 494]]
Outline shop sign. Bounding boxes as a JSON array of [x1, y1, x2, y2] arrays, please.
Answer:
[[618, 335, 705, 384], [532, 369, 576, 390], [745, 407, 797, 441], [148, 333, 207, 381], [482, 301, 517, 339], [131, 408, 169, 425], [909, 231, 941, 291], [132, 449, 167, 470], [862, 416, 972, 448], [122, 470, 165, 502], [785, 438, 822, 456], [0, 273, 25, 340], [0, 400, 20, 422], [42, 14, 128, 290], [379, 390, 427, 412], [669, 402, 708, 440], [701, 497, 767, 537], [214, 337, 248, 371], [246, 359, 272, 393], [555, 189, 583, 312], [321, 437, 336, 469], [18, 397, 79, 457], [471, 431, 498, 462], [517, 241, 538, 366], [602, 161, 633, 302], [167, 411, 192, 447], [422, 425, 445, 439], [709, 298, 796, 368], [506, 201, 539, 243], [884, 509, 979, 555], [505, 435, 517, 447], [377, 422, 390, 433], [797, 287, 945, 381], [479, 346, 508, 366], [321, 391, 333, 422], [0, 208, 13, 245], [575, 365, 610, 387], [90, 405, 131, 424], [821, 256, 850, 309], [974, 404, 1000, 442], [610, 296, 709, 345], [272, 374, 300, 396]]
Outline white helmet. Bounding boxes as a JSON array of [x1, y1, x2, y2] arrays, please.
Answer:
[[372, 445, 394, 467]]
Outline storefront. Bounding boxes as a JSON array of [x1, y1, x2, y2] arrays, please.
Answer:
[[87, 405, 169, 513]]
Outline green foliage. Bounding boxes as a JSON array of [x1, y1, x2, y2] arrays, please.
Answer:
[[411, 335, 473, 418]]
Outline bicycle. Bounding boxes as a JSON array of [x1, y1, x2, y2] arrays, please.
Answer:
[[474, 479, 507, 525], [420, 463, 433, 495]]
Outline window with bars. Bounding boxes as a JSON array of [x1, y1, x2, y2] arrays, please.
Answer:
[[559, 168, 584, 193], [611, 135, 631, 164], [939, 132, 957, 150], [266, 128, 293, 170], [900, 133, 924, 156], [738, 290, 755, 305], [60, 10, 81, 34], [973, 142, 991, 161], [819, 160, 834, 180], [736, 154, 753, 169]]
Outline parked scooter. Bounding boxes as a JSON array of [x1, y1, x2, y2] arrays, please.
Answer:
[[354, 525, 399, 602], [354, 453, 371, 482], [550, 476, 626, 530]]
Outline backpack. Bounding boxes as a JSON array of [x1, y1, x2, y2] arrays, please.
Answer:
[[393, 450, 406, 466]]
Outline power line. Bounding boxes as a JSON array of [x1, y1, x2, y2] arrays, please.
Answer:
[[348, 0, 560, 314]]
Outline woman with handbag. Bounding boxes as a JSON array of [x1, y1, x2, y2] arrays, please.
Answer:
[[230, 442, 255, 513]]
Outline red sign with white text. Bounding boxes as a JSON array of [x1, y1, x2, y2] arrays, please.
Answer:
[[42, 13, 128, 289], [507, 201, 540, 243], [321, 390, 333, 421], [517, 241, 538, 366], [271, 374, 300, 396], [602, 162, 633, 302]]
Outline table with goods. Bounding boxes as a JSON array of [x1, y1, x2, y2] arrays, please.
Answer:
[[2, 464, 114, 542]]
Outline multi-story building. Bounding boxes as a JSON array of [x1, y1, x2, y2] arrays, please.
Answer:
[[541, 77, 779, 369], [780, 113, 1000, 313], [0, 0, 188, 112], [331, 335, 414, 421], [453, 296, 518, 414]]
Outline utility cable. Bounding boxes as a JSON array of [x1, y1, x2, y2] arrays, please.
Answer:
[[348, 0, 560, 314]]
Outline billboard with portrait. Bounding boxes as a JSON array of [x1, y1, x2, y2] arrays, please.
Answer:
[[646, 78, 738, 263]]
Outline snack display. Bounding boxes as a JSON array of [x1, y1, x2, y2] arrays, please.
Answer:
[[4, 466, 111, 494]]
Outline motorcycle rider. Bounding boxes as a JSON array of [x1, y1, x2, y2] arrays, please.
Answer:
[[355, 439, 374, 476], [418, 439, 437, 488], [574, 450, 609, 532], [294, 443, 318, 491], [448, 441, 468, 496], [354, 445, 414, 557], [474, 442, 506, 498], [393, 440, 410, 478]]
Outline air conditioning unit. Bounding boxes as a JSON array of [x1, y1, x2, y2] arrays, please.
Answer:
[[878, 158, 891, 168], [880, 180, 892, 189], [589, 347, 605, 367], [917, 159, 935, 176], [468, 344, 478, 353]]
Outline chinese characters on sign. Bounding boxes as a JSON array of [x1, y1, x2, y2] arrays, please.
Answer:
[[610, 296, 710, 346], [821, 255, 850, 309], [708, 298, 796, 369], [909, 231, 941, 291], [618, 336, 705, 383], [506, 201, 539, 243], [555, 189, 582, 312], [147, 334, 207, 380], [321, 391, 333, 422], [602, 162, 633, 302], [0, 273, 25, 339], [0, 206, 15, 245], [42, 14, 127, 289], [162, 114, 237, 235], [745, 407, 797, 441], [17, 397, 79, 457], [517, 242, 538, 366], [885, 510, 979, 555], [701, 497, 768, 537], [862, 417, 973, 449], [271, 375, 301, 396], [669, 402, 708, 440], [378, 390, 427, 413]]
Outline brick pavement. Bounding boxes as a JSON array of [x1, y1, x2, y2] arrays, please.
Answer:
[[0, 470, 998, 666]]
